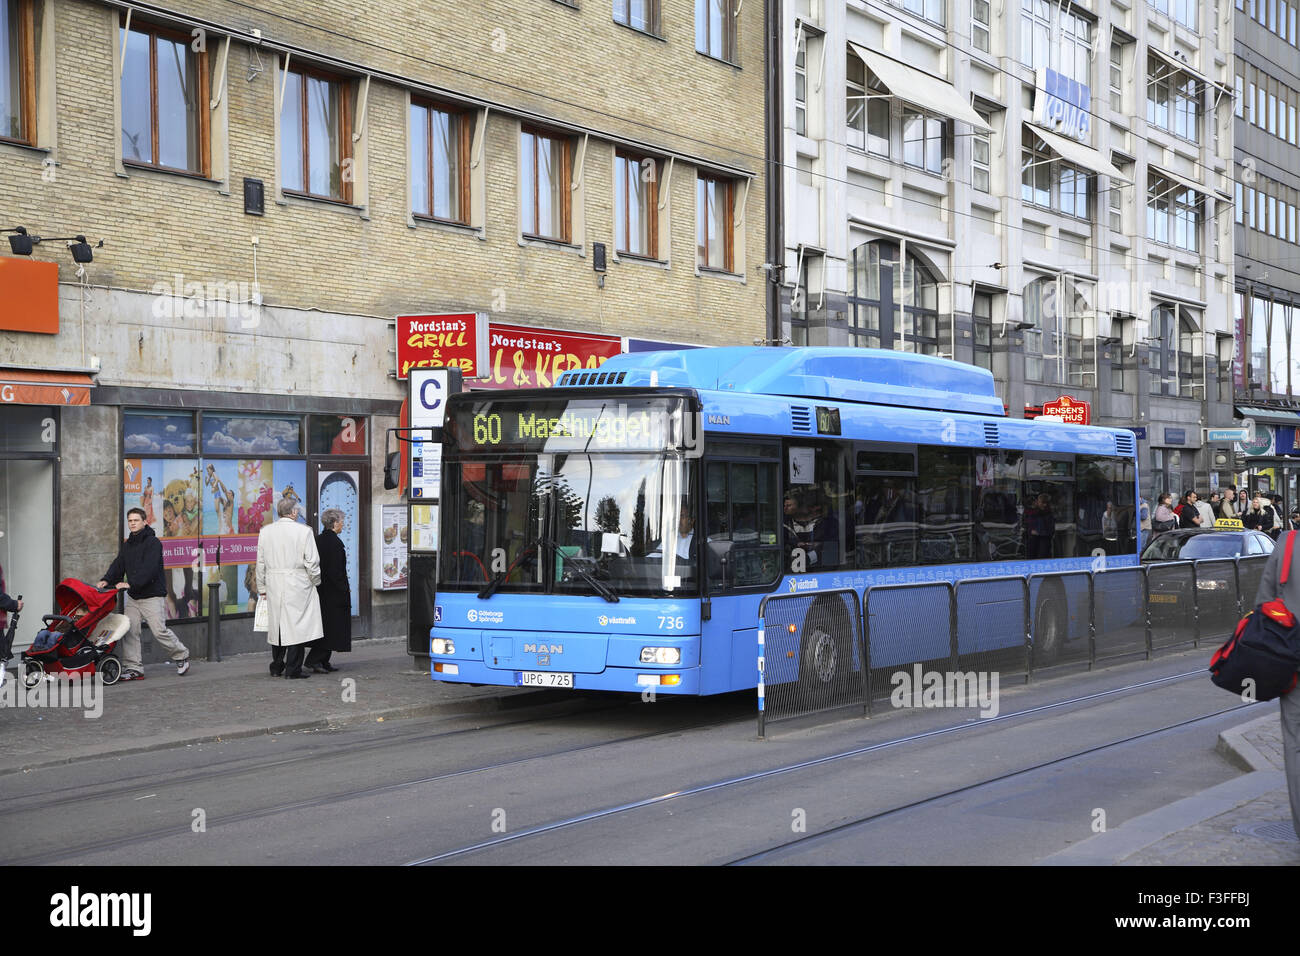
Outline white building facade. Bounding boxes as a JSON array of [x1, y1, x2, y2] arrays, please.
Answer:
[[779, 0, 1237, 499]]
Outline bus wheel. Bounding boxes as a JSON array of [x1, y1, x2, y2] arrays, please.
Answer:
[[798, 599, 855, 703], [1033, 585, 1066, 666]]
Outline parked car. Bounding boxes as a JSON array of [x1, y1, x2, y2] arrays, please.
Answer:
[[1140, 528, 1275, 563]]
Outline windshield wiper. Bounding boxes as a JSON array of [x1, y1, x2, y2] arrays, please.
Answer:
[[537, 536, 620, 603], [477, 543, 538, 599]]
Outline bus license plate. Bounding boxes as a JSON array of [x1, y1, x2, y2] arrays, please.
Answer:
[[519, 671, 574, 688]]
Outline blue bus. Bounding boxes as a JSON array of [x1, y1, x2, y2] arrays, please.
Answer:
[[429, 347, 1139, 695]]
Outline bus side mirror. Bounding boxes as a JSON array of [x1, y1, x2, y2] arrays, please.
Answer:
[[383, 451, 401, 490]]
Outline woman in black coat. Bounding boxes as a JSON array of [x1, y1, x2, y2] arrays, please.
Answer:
[[306, 509, 352, 673]]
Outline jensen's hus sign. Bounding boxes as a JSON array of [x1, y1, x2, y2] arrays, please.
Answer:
[[1034, 68, 1091, 140]]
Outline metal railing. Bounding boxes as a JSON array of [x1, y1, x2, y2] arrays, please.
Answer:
[[756, 555, 1274, 737]]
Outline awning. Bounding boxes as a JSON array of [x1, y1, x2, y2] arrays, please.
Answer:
[[0, 369, 94, 406], [1236, 404, 1300, 424], [848, 43, 991, 133], [1027, 124, 1132, 182], [1149, 165, 1213, 198], [1149, 47, 1209, 90]]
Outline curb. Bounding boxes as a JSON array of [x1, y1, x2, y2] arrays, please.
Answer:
[[1216, 713, 1279, 773], [0, 685, 577, 776]]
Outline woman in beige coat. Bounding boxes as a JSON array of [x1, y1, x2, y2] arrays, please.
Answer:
[[256, 497, 324, 679]]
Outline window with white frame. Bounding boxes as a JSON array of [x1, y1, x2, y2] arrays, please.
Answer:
[[795, 31, 807, 136], [846, 54, 889, 156], [903, 109, 945, 174], [1021, 127, 1091, 218], [903, 0, 945, 26], [972, 0, 991, 52], [972, 110, 992, 192], [1109, 42, 1124, 112], [1023, 276, 1089, 385], [1021, 1, 1091, 83], [1147, 56, 1200, 144], [1146, 174, 1201, 252]]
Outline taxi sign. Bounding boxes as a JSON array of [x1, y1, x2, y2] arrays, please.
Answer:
[[1214, 517, 1244, 529]]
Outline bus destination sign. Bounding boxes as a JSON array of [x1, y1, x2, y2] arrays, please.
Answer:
[[451, 398, 689, 454], [815, 406, 841, 435]]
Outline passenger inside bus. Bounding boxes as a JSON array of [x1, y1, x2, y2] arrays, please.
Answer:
[[784, 488, 840, 570]]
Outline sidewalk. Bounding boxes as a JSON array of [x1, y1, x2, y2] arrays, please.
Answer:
[[1042, 709, 1300, 865], [0, 638, 546, 775]]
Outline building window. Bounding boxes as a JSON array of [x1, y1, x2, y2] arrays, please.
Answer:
[[904, 0, 945, 26], [614, 0, 660, 34], [903, 109, 944, 174], [520, 127, 572, 242], [795, 30, 806, 136], [121, 19, 210, 175], [1023, 276, 1088, 385], [1110, 163, 1131, 232], [790, 259, 810, 346], [972, 110, 991, 192], [695, 0, 737, 63], [972, 0, 991, 51], [1059, 166, 1089, 219], [1146, 57, 1201, 144], [281, 63, 351, 202], [1109, 42, 1124, 112], [848, 241, 940, 355], [1148, 305, 1200, 397], [0, 0, 35, 145], [410, 101, 470, 224], [847, 55, 889, 156], [615, 152, 658, 259], [972, 291, 993, 371], [1147, 175, 1200, 252], [1021, 1, 1090, 82], [1021, 127, 1050, 207], [1235, 72, 1244, 119], [697, 174, 734, 272]]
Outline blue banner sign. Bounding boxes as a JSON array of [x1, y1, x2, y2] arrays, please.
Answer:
[[1164, 427, 1187, 445], [1033, 68, 1091, 140]]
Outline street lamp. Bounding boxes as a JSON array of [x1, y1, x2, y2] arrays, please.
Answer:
[[2, 227, 34, 256]]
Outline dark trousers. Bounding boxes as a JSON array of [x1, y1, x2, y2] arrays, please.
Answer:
[[270, 644, 306, 676], [304, 641, 332, 668]]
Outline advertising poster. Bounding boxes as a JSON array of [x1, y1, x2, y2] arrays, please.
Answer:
[[375, 503, 409, 590], [410, 504, 439, 552], [319, 469, 361, 616], [123, 458, 203, 619], [476, 323, 622, 390]]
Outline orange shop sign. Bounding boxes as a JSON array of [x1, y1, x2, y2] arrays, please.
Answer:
[[0, 369, 92, 406], [396, 312, 489, 379], [0, 257, 59, 334], [1042, 395, 1090, 425], [476, 323, 623, 390]]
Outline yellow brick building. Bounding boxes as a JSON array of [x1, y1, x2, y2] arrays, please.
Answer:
[[0, 0, 767, 654]]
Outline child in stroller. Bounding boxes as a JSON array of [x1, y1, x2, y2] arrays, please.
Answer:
[[21, 580, 130, 687]]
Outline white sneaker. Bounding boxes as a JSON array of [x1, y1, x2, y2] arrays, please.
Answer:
[[176, 659, 190, 676]]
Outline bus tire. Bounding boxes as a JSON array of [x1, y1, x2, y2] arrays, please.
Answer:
[[798, 597, 856, 703], [1033, 583, 1066, 666]]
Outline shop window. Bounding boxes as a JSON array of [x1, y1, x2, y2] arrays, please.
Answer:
[[0, 405, 57, 453], [201, 414, 301, 456], [308, 415, 368, 455], [124, 411, 197, 455]]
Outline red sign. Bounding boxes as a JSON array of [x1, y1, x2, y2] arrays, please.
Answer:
[[0, 258, 59, 334], [1042, 395, 1090, 425], [0, 369, 92, 405], [396, 313, 489, 379], [475, 323, 623, 390]]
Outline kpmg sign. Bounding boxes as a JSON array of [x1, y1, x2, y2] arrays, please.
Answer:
[[1033, 68, 1091, 141]]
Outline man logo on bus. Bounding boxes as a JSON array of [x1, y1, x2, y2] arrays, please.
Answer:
[[467, 609, 478, 622]]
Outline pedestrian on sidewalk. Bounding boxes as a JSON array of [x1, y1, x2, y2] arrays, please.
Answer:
[[0, 568, 21, 621], [97, 507, 191, 680], [256, 497, 323, 680], [306, 508, 351, 674], [1252, 539, 1300, 839]]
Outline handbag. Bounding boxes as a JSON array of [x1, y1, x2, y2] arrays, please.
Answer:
[[1210, 531, 1300, 701], [253, 596, 269, 632]]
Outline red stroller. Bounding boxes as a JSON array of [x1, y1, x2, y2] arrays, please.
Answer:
[[21, 580, 129, 687]]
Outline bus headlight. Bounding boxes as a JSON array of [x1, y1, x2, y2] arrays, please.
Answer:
[[640, 647, 681, 665], [431, 638, 456, 655]]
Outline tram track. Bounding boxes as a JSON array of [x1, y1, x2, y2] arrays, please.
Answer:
[[0, 695, 753, 864], [404, 668, 1244, 865]]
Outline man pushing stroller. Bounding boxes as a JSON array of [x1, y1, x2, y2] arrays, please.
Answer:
[[97, 507, 191, 680]]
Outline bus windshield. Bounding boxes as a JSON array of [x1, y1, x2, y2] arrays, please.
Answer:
[[439, 453, 698, 598]]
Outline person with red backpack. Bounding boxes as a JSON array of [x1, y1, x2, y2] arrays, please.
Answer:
[[1251, 533, 1300, 838]]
